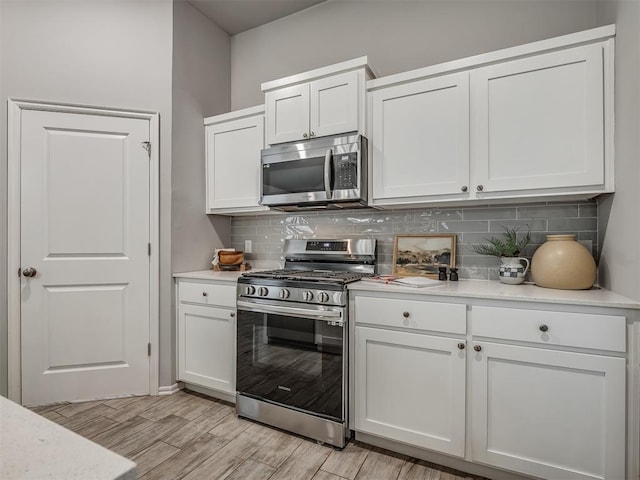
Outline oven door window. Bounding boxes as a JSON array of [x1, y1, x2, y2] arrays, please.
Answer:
[[262, 157, 326, 195], [237, 309, 344, 422]]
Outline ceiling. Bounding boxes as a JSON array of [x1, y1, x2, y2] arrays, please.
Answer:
[[187, 0, 328, 35]]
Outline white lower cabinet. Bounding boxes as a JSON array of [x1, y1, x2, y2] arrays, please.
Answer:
[[470, 305, 626, 480], [177, 280, 236, 399], [352, 292, 629, 480], [470, 341, 625, 480], [355, 326, 466, 457], [354, 295, 467, 457]]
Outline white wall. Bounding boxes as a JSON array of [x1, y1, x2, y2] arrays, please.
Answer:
[[230, 0, 598, 109], [170, 1, 231, 384], [595, 0, 640, 300], [0, 0, 174, 395]]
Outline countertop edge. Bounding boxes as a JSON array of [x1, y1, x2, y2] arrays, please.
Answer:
[[1, 396, 137, 480], [172, 271, 640, 310], [348, 280, 640, 310]]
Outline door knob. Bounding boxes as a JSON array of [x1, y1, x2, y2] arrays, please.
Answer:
[[22, 267, 37, 278]]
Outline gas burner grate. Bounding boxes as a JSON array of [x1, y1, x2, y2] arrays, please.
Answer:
[[242, 269, 372, 284]]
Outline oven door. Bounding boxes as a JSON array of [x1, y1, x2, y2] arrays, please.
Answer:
[[236, 299, 346, 422]]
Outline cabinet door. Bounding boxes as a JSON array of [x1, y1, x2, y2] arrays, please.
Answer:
[[310, 71, 359, 139], [470, 342, 625, 480], [355, 326, 466, 457], [177, 303, 236, 394], [371, 72, 470, 202], [471, 44, 605, 195], [206, 115, 268, 213], [265, 84, 310, 144]]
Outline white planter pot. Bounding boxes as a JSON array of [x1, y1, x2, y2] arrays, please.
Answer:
[[498, 257, 530, 285]]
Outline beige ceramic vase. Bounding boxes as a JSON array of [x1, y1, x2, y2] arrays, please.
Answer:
[[531, 235, 596, 290]]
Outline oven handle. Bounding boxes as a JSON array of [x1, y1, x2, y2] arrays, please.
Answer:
[[237, 300, 342, 322], [324, 148, 333, 199]]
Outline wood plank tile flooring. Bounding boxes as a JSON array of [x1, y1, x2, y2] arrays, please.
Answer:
[[30, 390, 485, 480]]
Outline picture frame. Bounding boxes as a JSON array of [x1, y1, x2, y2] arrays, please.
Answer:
[[392, 234, 457, 278]]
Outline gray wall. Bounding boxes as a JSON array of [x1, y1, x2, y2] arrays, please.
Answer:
[[595, 1, 640, 301], [230, 0, 598, 109], [0, 0, 173, 396], [170, 1, 232, 385], [231, 201, 598, 281]]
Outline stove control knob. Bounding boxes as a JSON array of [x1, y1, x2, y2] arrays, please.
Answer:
[[279, 288, 290, 299], [302, 290, 314, 302], [257, 287, 269, 297], [318, 292, 330, 303], [246, 285, 256, 295]]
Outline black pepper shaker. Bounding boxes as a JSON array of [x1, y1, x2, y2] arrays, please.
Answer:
[[438, 266, 448, 281], [449, 267, 459, 281]]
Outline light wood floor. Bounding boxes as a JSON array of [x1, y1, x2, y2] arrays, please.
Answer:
[[30, 390, 486, 480]]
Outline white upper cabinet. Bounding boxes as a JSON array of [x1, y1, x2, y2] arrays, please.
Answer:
[[309, 72, 359, 139], [370, 72, 470, 202], [471, 43, 606, 197], [265, 84, 310, 144], [204, 106, 269, 215], [368, 25, 615, 207], [263, 57, 372, 145]]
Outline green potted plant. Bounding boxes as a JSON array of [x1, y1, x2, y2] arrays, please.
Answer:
[[473, 226, 531, 284]]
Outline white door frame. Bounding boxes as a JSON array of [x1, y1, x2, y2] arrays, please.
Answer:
[[7, 99, 160, 403]]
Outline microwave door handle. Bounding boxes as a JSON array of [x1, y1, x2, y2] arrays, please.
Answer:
[[324, 148, 333, 199]]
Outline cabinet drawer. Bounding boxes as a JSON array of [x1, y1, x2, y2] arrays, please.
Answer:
[[355, 296, 466, 334], [178, 281, 236, 308], [471, 306, 626, 352]]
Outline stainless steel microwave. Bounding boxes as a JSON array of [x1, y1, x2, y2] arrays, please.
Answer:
[[260, 132, 367, 211]]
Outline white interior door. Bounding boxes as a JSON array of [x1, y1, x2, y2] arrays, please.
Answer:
[[19, 109, 152, 406]]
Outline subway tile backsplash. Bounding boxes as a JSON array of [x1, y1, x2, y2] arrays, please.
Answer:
[[230, 200, 598, 281]]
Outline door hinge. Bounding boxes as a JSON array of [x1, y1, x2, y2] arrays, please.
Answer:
[[147, 243, 151, 256], [148, 343, 151, 356], [141, 141, 151, 158]]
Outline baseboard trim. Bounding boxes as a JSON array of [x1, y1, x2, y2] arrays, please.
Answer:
[[158, 383, 183, 396], [355, 432, 531, 480], [183, 383, 236, 404]]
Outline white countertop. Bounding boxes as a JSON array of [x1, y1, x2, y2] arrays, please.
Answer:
[[172, 270, 640, 310], [349, 279, 640, 310], [0, 396, 136, 480]]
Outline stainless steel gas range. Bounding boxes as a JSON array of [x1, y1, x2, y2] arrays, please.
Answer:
[[235, 238, 376, 448]]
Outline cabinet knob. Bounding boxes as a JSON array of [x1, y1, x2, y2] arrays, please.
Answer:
[[202, 291, 208, 297], [461, 185, 468, 192], [473, 345, 482, 352], [539, 324, 549, 332], [310, 131, 316, 137], [303, 132, 309, 138], [230, 312, 236, 318], [457, 342, 465, 350], [402, 311, 410, 318], [476, 184, 484, 192]]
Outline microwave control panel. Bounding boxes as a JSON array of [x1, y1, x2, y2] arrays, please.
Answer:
[[334, 153, 358, 189]]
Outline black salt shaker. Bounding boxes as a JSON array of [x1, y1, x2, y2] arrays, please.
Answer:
[[449, 267, 459, 281], [438, 266, 448, 281]]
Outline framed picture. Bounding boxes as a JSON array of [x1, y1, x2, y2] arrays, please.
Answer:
[[392, 234, 456, 278]]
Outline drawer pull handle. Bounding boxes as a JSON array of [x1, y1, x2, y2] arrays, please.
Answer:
[[539, 324, 549, 332], [202, 292, 208, 297], [473, 345, 482, 352], [457, 343, 465, 350], [402, 311, 410, 318]]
